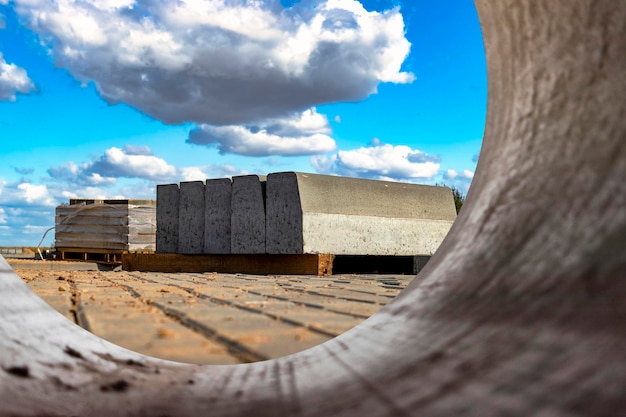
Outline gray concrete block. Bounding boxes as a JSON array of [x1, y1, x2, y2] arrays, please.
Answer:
[[231, 175, 266, 254], [156, 184, 180, 253], [178, 181, 205, 254], [266, 172, 457, 255], [204, 178, 232, 254]]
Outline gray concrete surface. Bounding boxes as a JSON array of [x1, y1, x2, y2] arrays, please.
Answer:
[[231, 175, 266, 254], [266, 172, 457, 255], [156, 184, 179, 253], [204, 178, 233, 254], [178, 181, 205, 254]]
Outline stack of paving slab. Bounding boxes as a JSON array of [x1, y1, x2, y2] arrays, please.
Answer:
[[55, 199, 157, 251], [156, 172, 457, 256]]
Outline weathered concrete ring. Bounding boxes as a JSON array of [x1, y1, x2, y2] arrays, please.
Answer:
[[1, 1, 625, 415]]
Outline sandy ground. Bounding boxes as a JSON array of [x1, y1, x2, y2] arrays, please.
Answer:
[[11, 261, 410, 365]]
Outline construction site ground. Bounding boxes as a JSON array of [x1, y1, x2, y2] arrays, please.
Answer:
[[10, 259, 413, 365]]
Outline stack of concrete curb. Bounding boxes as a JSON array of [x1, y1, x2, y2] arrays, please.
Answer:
[[157, 172, 456, 257], [55, 199, 156, 251]]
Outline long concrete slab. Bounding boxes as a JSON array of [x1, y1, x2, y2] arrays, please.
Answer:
[[178, 181, 205, 254], [156, 184, 180, 253], [266, 172, 457, 255], [204, 178, 232, 254], [231, 175, 266, 254]]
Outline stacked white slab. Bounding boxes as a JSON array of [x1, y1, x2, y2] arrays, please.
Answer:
[[55, 199, 156, 251], [266, 172, 457, 255]]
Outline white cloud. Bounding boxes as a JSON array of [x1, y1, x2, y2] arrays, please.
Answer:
[[46, 145, 254, 187], [90, 147, 178, 180], [204, 164, 251, 179], [17, 183, 56, 206], [0, 207, 6, 224], [444, 168, 474, 181], [48, 146, 178, 183], [179, 167, 208, 182], [312, 143, 441, 181], [0, 52, 35, 101], [61, 187, 110, 201], [12, 0, 412, 126], [442, 168, 475, 195], [47, 161, 118, 186], [189, 108, 336, 156]]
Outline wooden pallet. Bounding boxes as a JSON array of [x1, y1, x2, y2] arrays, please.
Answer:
[[55, 248, 154, 264], [122, 253, 431, 276], [55, 248, 127, 264], [122, 253, 334, 275]]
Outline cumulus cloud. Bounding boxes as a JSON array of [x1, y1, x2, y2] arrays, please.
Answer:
[[60, 187, 111, 201], [179, 166, 209, 182], [46, 145, 253, 186], [0, 52, 35, 101], [0, 207, 6, 224], [90, 147, 178, 180], [205, 164, 252, 179], [12, 0, 412, 127], [49, 146, 177, 184], [444, 168, 474, 181], [312, 143, 441, 181], [17, 183, 56, 206], [48, 161, 117, 187], [443, 168, 474, 194], [189, 108, 336, 156]]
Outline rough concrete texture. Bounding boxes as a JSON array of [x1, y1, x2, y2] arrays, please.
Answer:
[[231, 175, 266, 254], [266, 172, 457, 255], [156, 184, 179, 253], [204, 178, 233, 254], [177, 181, 205, 254], [2, 2, 624, 415]]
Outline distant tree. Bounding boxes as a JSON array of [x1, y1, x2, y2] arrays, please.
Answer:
[[434, 183, 466, 214], [450, 186, 465, 214]]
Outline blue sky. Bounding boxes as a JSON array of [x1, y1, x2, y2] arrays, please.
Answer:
[[0, 0, 486, 247]]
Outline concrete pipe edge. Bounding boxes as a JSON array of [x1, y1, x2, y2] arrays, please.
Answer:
[[1, 1, 625, 416]]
